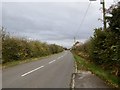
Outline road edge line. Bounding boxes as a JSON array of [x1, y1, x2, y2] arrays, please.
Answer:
[[70, 59, 78, 89]]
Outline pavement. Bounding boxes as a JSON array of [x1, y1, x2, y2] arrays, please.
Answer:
[[2, 51, 74, 88], [74, 71, 109, 88]]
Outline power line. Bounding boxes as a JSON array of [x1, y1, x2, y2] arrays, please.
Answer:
[[74, 2, 91, 40], [113, 0, 117, 4], [113, 0, 119, 4]]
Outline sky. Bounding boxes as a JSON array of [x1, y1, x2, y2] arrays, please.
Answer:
[[1, 0, 117, 48]]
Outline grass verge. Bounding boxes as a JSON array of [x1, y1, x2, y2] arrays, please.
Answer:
[[2, 56, 49, 69], [2, 52, 62, 69], [73, 53, 120, 88]]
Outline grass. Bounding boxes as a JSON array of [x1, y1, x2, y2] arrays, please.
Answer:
[[0, 64, 1, 69], [2, 56, 47, 69], [73, 53, 120, 88], [2, 53, 60, 69]]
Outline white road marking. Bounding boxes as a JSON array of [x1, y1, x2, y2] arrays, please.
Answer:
[[57, 57, 61, 59], [61, 56, 63, 57], [21, 65, 44, 77], [21, 53, 67, 77], [48, 60, 56, 64], [57, 54, 66, 60]]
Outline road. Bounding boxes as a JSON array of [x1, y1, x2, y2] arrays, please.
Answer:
[[2, 51, 75, 88]]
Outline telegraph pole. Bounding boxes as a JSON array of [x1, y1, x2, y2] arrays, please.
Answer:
[[90, 0, 107, 30], [100, 0, 106, 30], [74, 37, 76, 43]]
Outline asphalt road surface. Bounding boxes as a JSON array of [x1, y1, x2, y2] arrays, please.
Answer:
[[3, 51, 74, 88]]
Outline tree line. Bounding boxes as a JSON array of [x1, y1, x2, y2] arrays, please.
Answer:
[[73, 2, 120, 77], [2, 30, 64, 64]]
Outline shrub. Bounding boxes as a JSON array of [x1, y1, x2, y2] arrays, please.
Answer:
[[2, 33, 63, 63]]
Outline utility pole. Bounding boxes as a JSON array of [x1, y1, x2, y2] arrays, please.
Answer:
[[100, 0, 106, 30], [90, 0, 107, 30], [74, 37, 76, 43]]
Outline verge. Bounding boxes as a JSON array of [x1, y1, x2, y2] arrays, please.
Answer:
[[73, 53, 120, 88]]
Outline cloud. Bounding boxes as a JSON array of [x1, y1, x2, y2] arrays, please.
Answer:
[[2, 1, 114, 47], [0, 2, 2, 26]]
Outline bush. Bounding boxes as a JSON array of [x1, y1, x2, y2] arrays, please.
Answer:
[[73, 2, 120, 77], [2, 33, 63, 64]]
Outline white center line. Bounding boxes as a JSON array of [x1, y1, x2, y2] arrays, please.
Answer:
[[48, 60, 56, 64], [57, 54, 66, 60], [61, 55, 64, 57], [21, 53, 68, 77], [21, 65, 44, 77], [57, 57, 61, 59]]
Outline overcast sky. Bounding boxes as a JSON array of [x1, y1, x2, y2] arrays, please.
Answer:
[[1, 0, 116, 48]]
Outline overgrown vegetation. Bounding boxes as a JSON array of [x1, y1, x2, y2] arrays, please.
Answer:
[[2, 31, 63, 64], [73, 54, 120, 88], [0, 28, 2, 63], [72, 2, 120, 88]]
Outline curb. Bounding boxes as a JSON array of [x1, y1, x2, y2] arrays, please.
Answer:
[[75, 61, 78, 73], [70, 60, 78, 89]]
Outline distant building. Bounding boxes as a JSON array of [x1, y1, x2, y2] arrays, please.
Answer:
[[72, 41, 82, 50], [74, 41, 81, 47]]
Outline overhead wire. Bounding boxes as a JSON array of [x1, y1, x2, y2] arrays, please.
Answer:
[[74, 2, 92, 40], [113, 0, 117, 4], [113, 0, 120, 4]]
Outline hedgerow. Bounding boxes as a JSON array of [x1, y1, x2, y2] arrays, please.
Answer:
[[2, 32, 63, 63]]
